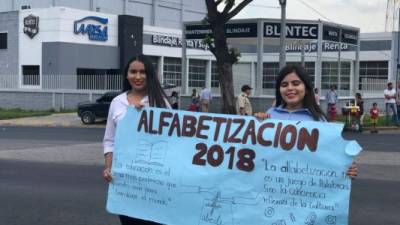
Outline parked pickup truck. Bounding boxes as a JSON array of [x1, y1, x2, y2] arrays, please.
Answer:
[[77, 83, 177, 124], [77, 91, 120, 124]]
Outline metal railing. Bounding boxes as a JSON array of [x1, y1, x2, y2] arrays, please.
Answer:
[[359, 78, 387, 93], [0, 75, 391, 94], [0, 74, 19, 89], [0, 74, 123, 91]]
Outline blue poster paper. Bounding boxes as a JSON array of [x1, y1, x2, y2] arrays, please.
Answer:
[[107, 107, 362, 225]]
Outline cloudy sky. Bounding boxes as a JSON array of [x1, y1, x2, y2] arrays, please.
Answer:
[[234, 0, 390, 33]]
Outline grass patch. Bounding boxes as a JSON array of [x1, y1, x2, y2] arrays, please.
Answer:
[[0, 108, 75, 120], [336, 114, 395, 127]]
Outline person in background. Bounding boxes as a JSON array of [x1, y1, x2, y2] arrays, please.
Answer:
[[236, 85, 253, 116], [397, 81, 400, 121], [383, 82, 398, 125], [369, 102, 379, 133], [188, 89, 200, 112], [355, 92, 364, 132], [314, 88, 320, 105], [170, 91, 179, 109], [325, 84, 338, 122], [255, 64, 357, 178], [103, 54, 170, 225], [199, 86, 212, 112]]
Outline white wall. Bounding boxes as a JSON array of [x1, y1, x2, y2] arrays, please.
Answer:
[[18, 7, 118, 79]]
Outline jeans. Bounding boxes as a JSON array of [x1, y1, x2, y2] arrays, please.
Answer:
[[386, 103, 398, 125], [397, 104, 400, 120]]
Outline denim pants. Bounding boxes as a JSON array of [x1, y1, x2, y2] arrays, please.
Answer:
[[386, 103, 398, 125]]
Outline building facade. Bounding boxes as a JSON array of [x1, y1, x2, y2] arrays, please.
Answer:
[[0, 2, 397, 111]]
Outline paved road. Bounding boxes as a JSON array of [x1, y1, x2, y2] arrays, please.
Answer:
[[0, 126, 399, 225]]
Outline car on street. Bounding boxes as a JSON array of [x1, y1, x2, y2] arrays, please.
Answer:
[[77, 83, 177, 124], [77, 91, 120, 124]]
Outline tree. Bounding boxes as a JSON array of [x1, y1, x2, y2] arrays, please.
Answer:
[[204, 0, 253, 114]]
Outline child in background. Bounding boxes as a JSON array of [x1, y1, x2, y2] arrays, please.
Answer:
[[370, 102, 379, 133]]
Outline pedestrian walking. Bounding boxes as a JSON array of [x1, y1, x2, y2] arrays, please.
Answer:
[[199, 86, 212, 112], [236, 85, 253, 116], [170, 91, 179, 109], [102, 54, 170, 225], [325, 84, 338, 122], [354, 92, 364, 132], [384, 82, 398, 125], [397, 81, 400, 121], [369, 102, 379, 133], [188, 89, 200, 111], [314, 88, 320, 105]]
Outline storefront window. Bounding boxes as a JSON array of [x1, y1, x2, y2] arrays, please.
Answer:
[[188, 59, 206, 88], [163, 57, 182, 87], [359, 61, 388, 92]]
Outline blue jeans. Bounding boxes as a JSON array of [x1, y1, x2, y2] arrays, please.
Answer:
[[386, 103, 398, 125], [398, 104, 400, 120]]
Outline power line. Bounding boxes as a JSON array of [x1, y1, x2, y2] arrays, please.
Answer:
[[296, 0, 333, 22]]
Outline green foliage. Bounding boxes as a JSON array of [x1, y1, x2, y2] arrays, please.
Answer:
[[201, 16, 209, 25], [336, 114, 394, 127], [0, 108, 75, 120], [202, 35, 214, 45], [229, 47, 241, 64]]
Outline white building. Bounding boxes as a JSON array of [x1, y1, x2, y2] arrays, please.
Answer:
[[0, 2, 396, 110]]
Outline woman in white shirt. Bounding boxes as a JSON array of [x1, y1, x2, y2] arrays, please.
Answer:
[[103, 54, 170, 225]]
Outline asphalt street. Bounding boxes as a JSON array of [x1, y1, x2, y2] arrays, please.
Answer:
[[0, 126, 399, 225]]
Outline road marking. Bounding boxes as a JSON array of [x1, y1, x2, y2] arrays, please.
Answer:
[[0, 143, 103, 165]]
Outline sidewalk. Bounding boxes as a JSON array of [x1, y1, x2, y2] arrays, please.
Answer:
[[0, 113, 399, 132], [0, 113, 105, 128]]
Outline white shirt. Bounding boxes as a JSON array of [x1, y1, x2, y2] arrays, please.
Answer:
[[384, 89, 396, 104], [103, 92, 171, 154]]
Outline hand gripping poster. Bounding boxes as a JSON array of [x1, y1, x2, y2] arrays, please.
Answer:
[[106, 107, 362, 225]]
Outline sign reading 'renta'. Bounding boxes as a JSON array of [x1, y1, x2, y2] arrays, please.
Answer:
[[73, 16, 108, 41], [23, 14, 39, 39], [107, 107, 362, 225]]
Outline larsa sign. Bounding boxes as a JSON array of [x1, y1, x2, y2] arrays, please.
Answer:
[[74, 16, 108, 41], [264, 22, 318, 39]]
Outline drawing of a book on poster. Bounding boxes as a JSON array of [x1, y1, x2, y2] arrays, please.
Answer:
[[135, 139, 168, 166]]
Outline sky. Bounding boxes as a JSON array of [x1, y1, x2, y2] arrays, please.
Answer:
[[233, 0, 391, 33]]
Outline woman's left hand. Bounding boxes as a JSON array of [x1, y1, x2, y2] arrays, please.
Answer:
[[347, 162, 358, 179]]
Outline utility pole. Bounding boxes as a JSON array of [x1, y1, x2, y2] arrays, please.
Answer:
[[279, 0, 287, 69]]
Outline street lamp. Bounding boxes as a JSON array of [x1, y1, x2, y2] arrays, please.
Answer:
[[279, 0, 287, 69]]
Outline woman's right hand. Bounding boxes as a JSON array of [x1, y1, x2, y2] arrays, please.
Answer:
[[103, 152, 113, 182], [103, 167, 113, 182], [254, 112, 271, 120]]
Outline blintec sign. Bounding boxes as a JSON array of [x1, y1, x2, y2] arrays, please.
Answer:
[[73, 16, 108, 41], [264, 22, 319, 39]]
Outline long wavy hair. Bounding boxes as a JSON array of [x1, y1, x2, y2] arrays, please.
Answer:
[[122, 54, 168, 108], [275, 64, 326, 121]]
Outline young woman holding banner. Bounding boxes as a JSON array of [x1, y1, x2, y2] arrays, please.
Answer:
[[255, 64, 358, 178], [103, 54, 170, 225]]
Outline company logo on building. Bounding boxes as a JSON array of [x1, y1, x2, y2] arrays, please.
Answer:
[[264, 23, 319, 39], [73, 16, 108, 41], [23, 14, 39, 39]]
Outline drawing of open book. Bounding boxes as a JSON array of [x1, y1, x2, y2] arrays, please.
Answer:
[[135, 139, 168, 166]]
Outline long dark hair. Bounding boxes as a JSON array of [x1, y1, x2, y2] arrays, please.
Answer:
[[275, 64, 326, 121], [122, 54, 168, 108]]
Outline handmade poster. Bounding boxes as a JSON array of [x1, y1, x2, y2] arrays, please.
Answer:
[[107, 107, 361, 225]]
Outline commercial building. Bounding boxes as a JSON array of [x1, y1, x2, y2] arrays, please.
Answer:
[[0, 1, 396, 111]]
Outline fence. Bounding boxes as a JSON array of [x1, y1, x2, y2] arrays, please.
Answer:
[[0, 74, 393, 93], [359, 78, 388, 93], [0, 74, 123, 91]]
